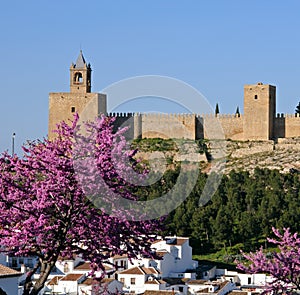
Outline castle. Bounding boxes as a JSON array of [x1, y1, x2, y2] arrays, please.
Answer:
[[49, 51, 300, 141]]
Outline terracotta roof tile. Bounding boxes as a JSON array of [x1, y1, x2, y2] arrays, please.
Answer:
[[142, 267, 161, 274], [111, 254, 128, 259], [47, 276, 64, 285], [229, 292, 248, 295], [0, 264, 21, 277], [60, 273, 84, 281], [145, 280, 159, 285], [75, 262, 91, 270], [80, 278, 115, 286], [119, 266, 144, 275], [187, 279, 207, 285], [155, 250, 168, 257], [74, 262, 113, 271], [166, 237, 188, 245]]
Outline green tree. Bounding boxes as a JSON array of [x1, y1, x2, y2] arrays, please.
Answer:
[[295, 101, 300, 114], [215, 103, 220, 116]]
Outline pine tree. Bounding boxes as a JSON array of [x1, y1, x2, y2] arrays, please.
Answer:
[[295, 101, 300, 115]]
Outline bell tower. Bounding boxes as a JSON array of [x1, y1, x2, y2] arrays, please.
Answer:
[[70, 50, 91, 93], [48, 51, 107, 139]]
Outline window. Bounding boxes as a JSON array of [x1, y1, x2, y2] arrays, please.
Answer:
[[11, 257, 18, 267], [254, 95, 258, 100], [120, 278, 125, 284], [179, 287, 184, 292], [71, 107, 76, 113], [64, 262, 69, 273], [248, 277, 252, 284], [74, 72, 83, 84], [131, 278, 136, 285], [27, 259, 33, 268]]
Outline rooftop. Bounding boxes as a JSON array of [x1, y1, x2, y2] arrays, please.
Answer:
[[0, 264, 21, 278]]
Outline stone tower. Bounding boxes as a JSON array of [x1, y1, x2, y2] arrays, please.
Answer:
[[243, 82, 276, 140], [48, 51, 107, 139]]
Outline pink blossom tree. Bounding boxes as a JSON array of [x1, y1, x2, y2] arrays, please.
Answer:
[[0, 115, 161, 295], [237, 227, 300, 294]]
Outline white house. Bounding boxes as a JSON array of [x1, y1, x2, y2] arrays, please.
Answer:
[[78, 278, 123, 295], [223, 269, 267, 287], [0, 264, 22, 295], [107, 254, 128, 272], [187, 280, 236, 295], [57, 273, 86, 294], [72, 261, 115, 278], [46, 276, 64, 294], [150, 237, 198, 278], [118, 266, 162, 293]]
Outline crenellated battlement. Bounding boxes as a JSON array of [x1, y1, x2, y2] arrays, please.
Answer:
[[276, 113, 300, 118], [108, 112, 134, 118], [48, 54, 300, 141]]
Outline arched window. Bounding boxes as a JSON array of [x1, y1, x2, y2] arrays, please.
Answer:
[[74, 72, 83, 84]]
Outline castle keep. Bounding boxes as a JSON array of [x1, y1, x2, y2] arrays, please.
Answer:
[[48, 52, 300, 141]]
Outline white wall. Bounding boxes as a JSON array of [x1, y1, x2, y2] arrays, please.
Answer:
[[58, 280, 78, 294], [118, 273, 145, 294], [224, 270, 267, 286], [151, 238, 198, 277]]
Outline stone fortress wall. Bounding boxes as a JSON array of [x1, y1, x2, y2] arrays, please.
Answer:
[[108, 111, 300, 141], [274, 113, 300, 139], [48, 52, 300, 142]]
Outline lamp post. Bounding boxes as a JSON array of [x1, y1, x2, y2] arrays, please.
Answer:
[[12, 132, 16, 156]]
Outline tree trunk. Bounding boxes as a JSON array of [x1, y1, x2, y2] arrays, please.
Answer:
[[22, 260, 55, 295]]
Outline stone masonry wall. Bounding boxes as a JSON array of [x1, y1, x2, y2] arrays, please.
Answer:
[[274, 113, 300, 139], [141, 113, 196, 139], [216, 114, 244, 140], [48, 92, 106, 139]]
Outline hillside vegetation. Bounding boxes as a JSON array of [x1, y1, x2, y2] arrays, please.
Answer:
[[132, 138, 300, 261]]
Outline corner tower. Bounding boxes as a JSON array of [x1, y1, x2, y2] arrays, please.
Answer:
[[48, 51, 107, 139], [243, 82, 276, 140]]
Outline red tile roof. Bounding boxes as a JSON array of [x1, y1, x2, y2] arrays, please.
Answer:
[[74, 262, 113, 271], [80, 277, 115, 286], [75, 262, 91, 270], [0, 264, 21, 278], [142, 267, 161, 274], [111, 254, 128, 259], [119, 266, 144, 275], [187, 279, 207, 285], [119, 266, 160, 275], [60, 273, 84, 281], [155, 250, 168, 257], [47, 276, 64, 285]]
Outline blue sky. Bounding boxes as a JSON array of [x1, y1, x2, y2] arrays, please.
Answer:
[[1, 1, 300, 154]]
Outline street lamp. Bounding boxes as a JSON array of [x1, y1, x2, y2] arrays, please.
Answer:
[[12, 133, 16, 155]]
